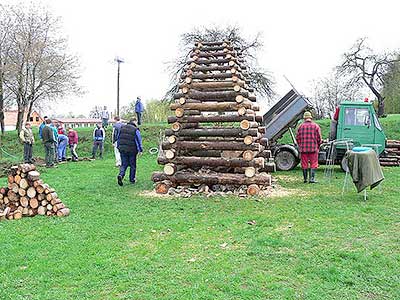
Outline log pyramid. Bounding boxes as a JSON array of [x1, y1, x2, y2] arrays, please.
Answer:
[[152, 40, 272, 196], [0, 164, 70, 221]]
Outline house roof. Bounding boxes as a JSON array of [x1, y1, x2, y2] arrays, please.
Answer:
[[54, 118, 101, 124], [4, 110, 43, 126]]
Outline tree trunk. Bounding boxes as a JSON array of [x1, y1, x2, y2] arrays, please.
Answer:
[[26, 101, 34, 123], [164, 128, 259, 138], [162, 141, 261, 151], [16, 106, 25, 133], [377, 95, 385, 117], [157, 156, 264, 168], [174, 90, 250, 100], [152, 171, 271, 186], [170, 101, 254, 112], [167, 114, 258, 124], [180, 80, 245, 90], [0, 67, 4, 135]]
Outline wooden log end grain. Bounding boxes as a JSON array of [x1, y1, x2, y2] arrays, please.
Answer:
[[167, 135, 177, 144], [27, 187, 37, 198], [247, 184, 261, 196], [27, 171, 41, 181], [57, 208, 70, 217], [165, 149, 176, 160], [155, 182, 171, 194], [171, 122, 181, 132], [175, 108, 185, 118], [245, 167, 256, 178], [243, 135, 254, 145], [164, 163, 177, 176]]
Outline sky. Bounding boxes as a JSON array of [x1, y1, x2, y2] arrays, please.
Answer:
[[4, 0, 400, 116]]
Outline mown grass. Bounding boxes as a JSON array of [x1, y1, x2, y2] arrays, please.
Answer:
[[0, 119, 399, 299]]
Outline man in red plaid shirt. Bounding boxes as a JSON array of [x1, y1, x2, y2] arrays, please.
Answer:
[[296, 111, 322, 183]]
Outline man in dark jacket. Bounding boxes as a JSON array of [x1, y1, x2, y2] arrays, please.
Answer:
[[116, 118, 143, 186], [42, 118, 56, 167], [296, 111, 322, 183]]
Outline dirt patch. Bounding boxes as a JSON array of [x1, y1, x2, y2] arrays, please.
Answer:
[[139, 190, 173, 198], [140, 184, 306, 199], [263, 184, 308, 198]]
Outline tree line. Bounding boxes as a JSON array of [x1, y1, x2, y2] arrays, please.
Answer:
[[311, 38, 400, 118], [0, 3, 82, 134]]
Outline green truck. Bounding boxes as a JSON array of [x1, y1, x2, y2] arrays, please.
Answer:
[[262, 90, 387, 171]]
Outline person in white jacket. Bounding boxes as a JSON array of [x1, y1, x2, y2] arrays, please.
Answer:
[[112, 116, 123, 166]]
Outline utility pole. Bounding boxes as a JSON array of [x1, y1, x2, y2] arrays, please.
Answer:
[[114, 57, 124, 116]]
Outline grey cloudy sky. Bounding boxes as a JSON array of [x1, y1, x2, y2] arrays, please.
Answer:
[[6, 0, 400, 115]]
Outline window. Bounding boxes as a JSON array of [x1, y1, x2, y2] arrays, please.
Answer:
[[373, 114, 382, 131], [344, 108, 370, 126], [29, 117, 33, 122], [36, 117, 39, 122]]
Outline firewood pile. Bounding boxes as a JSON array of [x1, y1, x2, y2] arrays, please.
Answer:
[[152, 40, 274, 197], [0, 164, 70, 221], [380, 140, 400, 166]]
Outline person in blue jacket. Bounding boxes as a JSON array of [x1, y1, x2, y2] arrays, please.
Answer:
[[38, 116, 48, 140], [57, 133, 69, 162], [92, 123, 106, 159], [134, 97, 144, 126], [50, 121, 59, 162]]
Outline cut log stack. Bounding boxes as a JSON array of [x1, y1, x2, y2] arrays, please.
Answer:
[[380, 140, 400, 166], [0, 164, 70, 221], [152, 40, 273, 196]]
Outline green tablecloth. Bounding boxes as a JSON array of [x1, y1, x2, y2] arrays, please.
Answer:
[[346, 150, 384, 193]]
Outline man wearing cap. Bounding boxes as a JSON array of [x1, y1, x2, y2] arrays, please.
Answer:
[[296, 111, 322, 183]]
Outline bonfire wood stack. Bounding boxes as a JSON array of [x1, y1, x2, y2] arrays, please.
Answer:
[[0, 164, 70, 221], [152, 40, 272, 196], [380, 140, 400, 166]]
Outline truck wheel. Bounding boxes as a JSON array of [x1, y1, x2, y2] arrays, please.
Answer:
[[340, 157, 349, 173], [275, 150, 298, 171]]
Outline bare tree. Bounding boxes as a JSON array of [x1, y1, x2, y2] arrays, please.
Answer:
[[310, 70, 363, 118], [338, 38, 400, 117], [2, 4, 82, 132], [165, 26, 275, 101], [0, 4, 13, 134]]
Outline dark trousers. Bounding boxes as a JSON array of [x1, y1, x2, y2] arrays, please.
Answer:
[[92, 141, 103, 158], [44, 142, 55, 166], [23, 142, 33, 163], [136, 112, 142, 125], [119, 151, 137, 182]]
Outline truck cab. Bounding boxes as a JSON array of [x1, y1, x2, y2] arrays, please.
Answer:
[[336, 101, 386, 155]]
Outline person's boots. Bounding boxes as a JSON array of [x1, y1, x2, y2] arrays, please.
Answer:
[[309, 169, 317, 183], [302, 169, 308, 183]]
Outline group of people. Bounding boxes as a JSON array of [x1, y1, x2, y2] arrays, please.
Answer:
[[20, 117, 79, 168], [19, 112, 143, 185]]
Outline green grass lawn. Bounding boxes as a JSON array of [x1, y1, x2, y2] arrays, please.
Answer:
[[0, 119, 399, 299]]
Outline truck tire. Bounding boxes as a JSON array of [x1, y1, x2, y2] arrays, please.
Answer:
[[275, 150, 298, 171], [340, 156, 349, 173]]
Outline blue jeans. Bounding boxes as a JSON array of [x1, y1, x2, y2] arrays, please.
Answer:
[[119, 151, 137, 182]]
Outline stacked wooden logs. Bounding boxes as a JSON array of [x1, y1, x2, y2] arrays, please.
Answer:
[[0, 164, 70, 221], [152, 40, 272, 196], [380, 140, 400, 166]]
